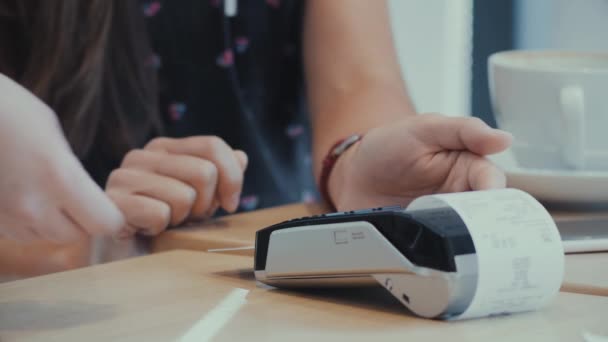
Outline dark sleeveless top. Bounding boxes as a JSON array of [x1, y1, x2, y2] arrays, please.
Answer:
[[140, 0, 317, 212]]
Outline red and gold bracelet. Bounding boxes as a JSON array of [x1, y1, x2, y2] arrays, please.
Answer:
[[319, 134, 363, 210]]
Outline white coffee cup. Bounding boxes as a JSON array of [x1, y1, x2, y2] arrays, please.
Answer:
[[489, 50, 608, 171]]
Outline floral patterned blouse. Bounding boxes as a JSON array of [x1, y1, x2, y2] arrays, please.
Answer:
[[141, 0, 318, 212]]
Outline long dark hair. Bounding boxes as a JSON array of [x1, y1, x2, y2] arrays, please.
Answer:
[[0, 0, 162, 165]]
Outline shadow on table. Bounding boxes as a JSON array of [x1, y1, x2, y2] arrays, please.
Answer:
[[0, 300, 117, 331], [275, 287, 413, 316], [178, 218, 231, 232], [213, 268, 415, 317], [214, 268, 256, 281]]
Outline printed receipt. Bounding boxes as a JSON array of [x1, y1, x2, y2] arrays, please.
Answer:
[[407, 189, 565, 320]]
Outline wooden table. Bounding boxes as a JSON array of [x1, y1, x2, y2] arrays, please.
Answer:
[[1, 250, 607, 342], [562, 252, 608, 296], [0, 239, 91, 282], [152, 203, 328, 255]]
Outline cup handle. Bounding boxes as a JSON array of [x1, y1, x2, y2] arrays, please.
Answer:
[[559, 86, 585, 169]]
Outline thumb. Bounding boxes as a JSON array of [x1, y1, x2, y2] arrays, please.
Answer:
[[59, 153, 125, 236], [234, 150, 248, 171]]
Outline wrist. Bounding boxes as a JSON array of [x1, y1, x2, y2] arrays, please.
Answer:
[[327, 142, 359, 210], [320, 135, 362, 210]]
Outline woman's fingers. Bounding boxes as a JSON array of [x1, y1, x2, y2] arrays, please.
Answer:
[[234, 150, 249, 170], [107, 168, 196, 227], [121, 149, 219, 219], [105, 137, 249, 235], [107, 191, 171, 237], [145, 137, 246, 212], [413, 115, 513, 155]]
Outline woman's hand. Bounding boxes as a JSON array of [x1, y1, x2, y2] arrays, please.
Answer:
[[328, 114, 512, 210], [0, 74, 125, 243], [106, 136, 248, 238]]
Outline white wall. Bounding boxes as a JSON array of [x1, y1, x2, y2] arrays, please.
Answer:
[[389, 0, 473, 116], [516, 0, 608, 51]]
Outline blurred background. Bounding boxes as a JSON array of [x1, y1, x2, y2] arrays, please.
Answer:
[[389, 0, 608, 125]]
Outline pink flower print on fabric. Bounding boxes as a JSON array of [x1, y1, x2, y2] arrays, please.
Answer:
[[240, 195, 259, 211], [216, 49, 235, 68], [143, 1, 162, 17], [144, 53, 162, 69], [168, 102, 187, 121], [266, 0, 281, 9], [301, 190, 317, 204], [235, 36, 250, 54], [286, 124, 304, 138]]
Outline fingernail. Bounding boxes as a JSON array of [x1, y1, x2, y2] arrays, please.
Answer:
[[501, 132, 514, 143], [230, 193, 241, 212]]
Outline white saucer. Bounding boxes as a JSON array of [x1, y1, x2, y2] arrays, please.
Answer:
[[489, 149, 608, 205], [490, 149, 608, 253]]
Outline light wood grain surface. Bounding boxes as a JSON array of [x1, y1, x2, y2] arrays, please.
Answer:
[[153, 203, 608, 297], [562, 252, 608, 296], [1, 250, 607, 342], [0, 239, 91, 282], [152, 203, 328, 255]]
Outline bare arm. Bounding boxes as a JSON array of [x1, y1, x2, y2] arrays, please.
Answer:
[[304, 0, 415, 181], [304, 1, 511, 210]]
